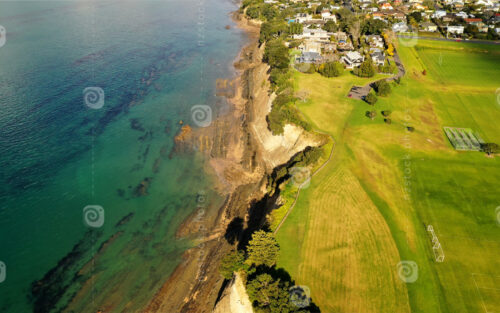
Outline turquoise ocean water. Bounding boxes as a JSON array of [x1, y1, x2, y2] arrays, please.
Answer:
[[0, 1, 246, 311]]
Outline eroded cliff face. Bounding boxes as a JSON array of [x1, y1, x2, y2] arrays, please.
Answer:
[[143, 14, 323, 313]]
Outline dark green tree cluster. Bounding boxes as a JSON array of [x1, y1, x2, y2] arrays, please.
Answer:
[[374, 80, 391, 96], [353, 59, 376, 77], [361, 19, 387, 35], [219, 230, 319, 313], [317, 61, 344, 78], [289, 22, 304, 35], [264, 39, 290, 69]]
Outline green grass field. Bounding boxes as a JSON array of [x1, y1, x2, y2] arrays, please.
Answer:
[[275, 39, 500, 313]]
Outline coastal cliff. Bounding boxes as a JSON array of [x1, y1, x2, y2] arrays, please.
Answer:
[[142, 13, 323, 313]]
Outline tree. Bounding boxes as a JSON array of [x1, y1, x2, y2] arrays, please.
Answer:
[[246, 274, 300, 313], [219, 250, 245, 279], [374, 80, 391, 96], [480, 143, 499, 155], [260, 21, 289, 43], [384, 118, 392, 124], [318, 61, 344, 77], [264, 40, 290, 69], [355, 59, 376, 77], [246, 6, 260, 20], [362, 19, 387, 35], [365, 93, 378, 104], [323, 20, 337, 32], [262, 5, 279, 21], [289, 22, 303, 35], [381, 110, 392, 117], [408, 12, 423, 23], [246, 230, 280, 267]]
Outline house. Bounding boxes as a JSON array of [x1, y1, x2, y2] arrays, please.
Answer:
[[384, 10, 406, 20], [455, 11, 468, 19], [321, 10, 337, 23], [381, 2, 394, 10], [392, 22, 409, 32], [299, 40, 322, 53], [341, 51, 365, 69], [393, 0, 403, 6], [371, 50, 385, 66], [412, 3, 426, 10], [365, 35, 385, 48], [372, 12, 385, 20], [294, 28, 331, 42], [447, 25, 465, 34], [295, 13, 313, 23], [420, 21, 438, 32], [433, 10, 447, 18], [465, 18, 483, 26], [298, 52, 323, 64]]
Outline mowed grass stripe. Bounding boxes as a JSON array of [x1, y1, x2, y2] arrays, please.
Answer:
[[289, 164, 410, 313]]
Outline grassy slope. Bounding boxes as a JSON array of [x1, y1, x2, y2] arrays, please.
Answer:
[[276, 40, 500, 313]]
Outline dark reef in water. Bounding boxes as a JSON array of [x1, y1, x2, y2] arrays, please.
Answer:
[[30, 230, 103, 313]]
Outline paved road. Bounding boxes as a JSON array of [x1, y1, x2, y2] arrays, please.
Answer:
[[397, 35, 500, 45], [347, 49, 406, 101]]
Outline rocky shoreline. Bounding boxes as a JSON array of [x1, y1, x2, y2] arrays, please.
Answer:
[[142, 12, 323, 313]]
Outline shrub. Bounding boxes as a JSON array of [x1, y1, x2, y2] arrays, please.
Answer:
[[365, 92, 378, 105], [384, 118, 392, 124], [407, 126, 415, 132], [365, 110, 377, 119], [381, 110, 391, 117]]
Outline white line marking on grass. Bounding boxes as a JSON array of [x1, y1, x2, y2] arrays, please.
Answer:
[[471, 273, 500, 313]]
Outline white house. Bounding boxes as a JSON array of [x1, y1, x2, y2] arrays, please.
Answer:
[[294, 28, 331, 42], [295, 13, 313, 23], [433, 10, 447, 18], [447, 25, 465, 34], [365, 35, 385, 48], [341, 51, 365, 69], [455, 11, 468, 19], [321, 10, 337, 23], [371, 50, 385, 66], [392, 22, 409, 33]]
